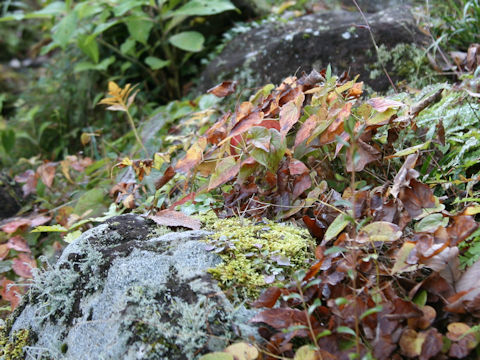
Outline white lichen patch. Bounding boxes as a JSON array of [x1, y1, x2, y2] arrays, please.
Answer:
[[341, 31, 351, 40]]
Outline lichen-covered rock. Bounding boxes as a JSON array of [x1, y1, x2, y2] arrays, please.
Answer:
[[0, 172, 23, 219], [6, 215, 260, 360], [198, 6, 427, 94]]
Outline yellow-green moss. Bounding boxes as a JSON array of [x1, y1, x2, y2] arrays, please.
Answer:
[[0, 325, 30, 360], [198, 213, 315, 299]]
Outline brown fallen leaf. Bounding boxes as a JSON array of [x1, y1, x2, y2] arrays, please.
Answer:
[[207, 80, 237, 97], [148, 209, 201, 230]]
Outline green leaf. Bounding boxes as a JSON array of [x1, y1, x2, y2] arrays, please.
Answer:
[[325, 213, 350, 241], [360, 305, 383, 320], [1, 129, 15, 153], [168, 31, 205, 52], [337, 326, 356, 336], [52, 11, 78, 49], [120, 38, 136, 55], [413, 290, 427, 307], [388, 141, 431, 158], [166, 0, 236, 18], [74, 188, 107, 217], [248, 127, 286, 172], [0, 260, 12, 274], [414, 213, 449, 233], [77, 34, 99, 63], [114, 0, 145, 16], [126, 16, 153, 45], [145, 56, 170, 70], [74, 56, 115, 72], [31, 225, 68, 233]]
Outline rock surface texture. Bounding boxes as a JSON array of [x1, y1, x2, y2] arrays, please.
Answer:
[[7, 215, 258, 359], [198, 6, 426, 93], [0, 172, 22, 219]]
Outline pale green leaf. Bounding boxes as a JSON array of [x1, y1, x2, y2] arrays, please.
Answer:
[[31, 225, 68, 233], [198, 353, 234, 360], [145, 56, 170, 70], [77, 34, 99, 63], [166, 0, 236, 18], [52, 11, 78, 49], [359, 221, 402, 242], [168, 31, 204, 52], [74, 56, 115, 72], [64, 230, 82, 244], [125, 16, 153, 44], [414, 213, 449, 233], [324, 213, 350, 241]]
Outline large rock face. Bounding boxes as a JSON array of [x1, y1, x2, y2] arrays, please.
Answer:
[[198, 6, 426, 93], [6, 215, 259, 359]]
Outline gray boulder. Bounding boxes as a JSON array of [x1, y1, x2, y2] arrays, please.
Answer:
[[198, 6, 427, 93], [6, 215, 259, 360]]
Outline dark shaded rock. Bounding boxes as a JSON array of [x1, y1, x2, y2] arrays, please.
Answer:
[[0, 172, 22, 219], [232, 0, 269, 18], [198, 6, 427, 93], [7, 214, 259, 359], [339, 0, 412, 13]]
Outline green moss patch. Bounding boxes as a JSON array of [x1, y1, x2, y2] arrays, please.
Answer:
[[201, 213, 315, 298]]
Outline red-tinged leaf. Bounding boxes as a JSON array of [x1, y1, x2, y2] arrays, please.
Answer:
[[250, 308, 308, 329], [303, 216, 325, 240], [346, 139, 380, 172], [347, 82, 363, 98], [174, 137, 207, 174], [169, 192, 196, 209], [207, 80, 237, 97], [367, 97, 404, 112], [399, 179, 435, 218], [258, 119, 280, 130], [293, 174, 312, 199], [288, 159, 309, 176], [208, 158, 241, 191], [279, 92, 304, 137], [7, 235, 30, 253], [251, 287, 282, 308], [154, 166, 175, 190], [205, 112, 230, 145], [305, 260, 323, 280], [1, 218, 31, 234], [0, 244, 9, 260], [229, 111, 264, 140], [29, 214, 52, 227], [319, 103, 352, 145], [295, 114, 318, 147], [234, 101, 254, 125], [447, 215, 479, 246], [12, 253, 36, 278], [14, 169, 38, 196], [1, 278, 21, 309], [37, 161, 57, 188], [149, 210, 201, 230]]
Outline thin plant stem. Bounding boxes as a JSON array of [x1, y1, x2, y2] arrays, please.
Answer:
[[351, 0, 398, 93], [125, 110, 148, 157]]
